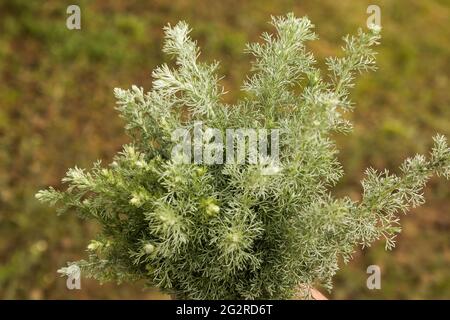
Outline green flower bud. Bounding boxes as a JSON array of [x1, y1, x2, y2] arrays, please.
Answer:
[[206, 203, 220, 215], [201, 197, 220, 216], [87, 240, 102, 251], [144, 243, 155, 254]]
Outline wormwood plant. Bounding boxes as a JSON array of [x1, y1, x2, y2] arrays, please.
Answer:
[[36, 14, 450, 299]]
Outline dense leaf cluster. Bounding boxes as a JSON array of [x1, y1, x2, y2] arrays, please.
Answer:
[[36, 14, 450, 299]]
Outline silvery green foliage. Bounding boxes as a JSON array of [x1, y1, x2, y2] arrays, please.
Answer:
[[36, 14, 450, 299]]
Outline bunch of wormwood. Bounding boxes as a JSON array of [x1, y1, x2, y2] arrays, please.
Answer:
[[36, 14, 450, 299]]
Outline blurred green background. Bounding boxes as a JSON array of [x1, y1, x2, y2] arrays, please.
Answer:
[[0, 0, 449, 299]]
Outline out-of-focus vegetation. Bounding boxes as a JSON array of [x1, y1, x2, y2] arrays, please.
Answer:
[[0, 0, 448, 299]]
